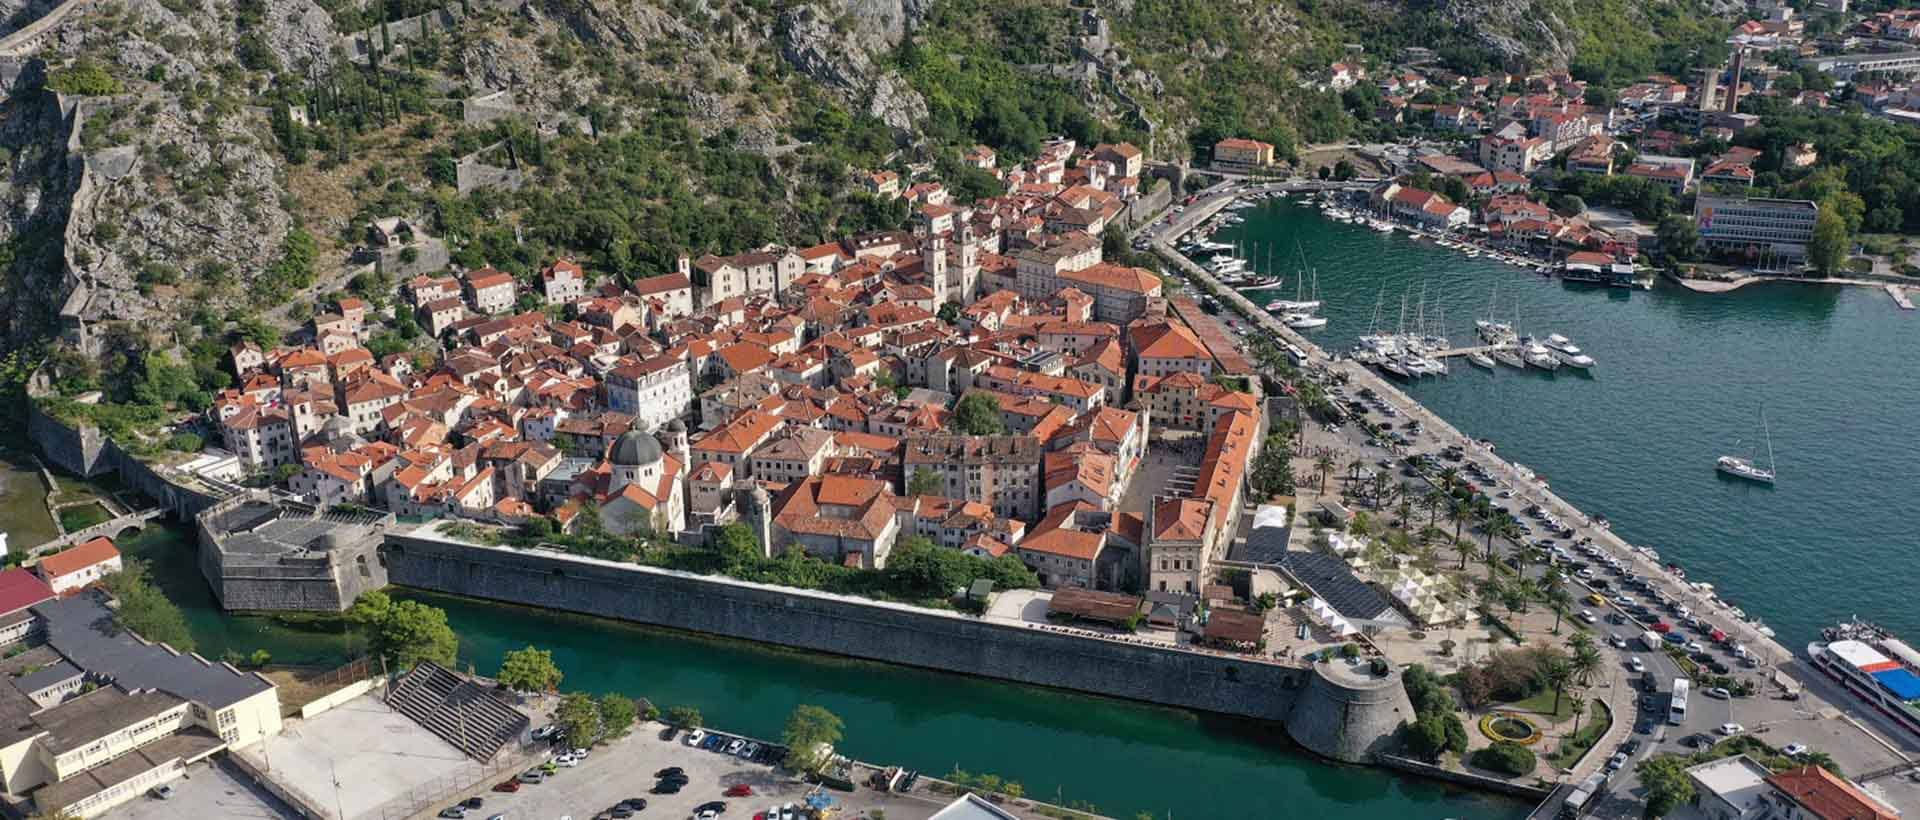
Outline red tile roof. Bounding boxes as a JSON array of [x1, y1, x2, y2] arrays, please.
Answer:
[[0, 568, 54, 615], [39, 536, 121, 580]]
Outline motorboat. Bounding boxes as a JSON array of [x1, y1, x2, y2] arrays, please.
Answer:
[[1490, 347, 1526, 368], [1284, 313, 1328, 329], [1522, 342, 1561, 370], [1543, 333, 1595, 368]]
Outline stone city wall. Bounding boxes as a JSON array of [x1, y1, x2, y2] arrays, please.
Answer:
[[383, 533, 1309, 722]]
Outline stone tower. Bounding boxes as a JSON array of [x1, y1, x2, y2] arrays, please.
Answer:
[[953, 222, 980, 304], [922, 232, 947, 304], [662, 419, 691, 498], [1285, 658, 1416, 763]]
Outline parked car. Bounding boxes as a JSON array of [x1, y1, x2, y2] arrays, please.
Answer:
[[1622, 740, 1641, 756], [1605, 752, 1628, 772], [1783, 744, 1809, 757], [652, 781, 684, 795], [1704, 687, 1732, 699], [726, 784, 755, 797], [492, 780, 521, 793], [1578, 610, 1598, 624], [461, 798, 484, 811], [741, 742, 760, 758], [1718, 723, 1745, 736], [726, 738, 745, 755], [149, 785, 176, 800], [437, 809, 465, 819], [685, 729, 707, 747], [1608, 634, 1628, 649], [1628, 657, 1646, 673], [655, 767, 684, 778]]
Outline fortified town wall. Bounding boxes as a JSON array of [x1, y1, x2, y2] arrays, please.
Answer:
[[382, 531, 1415, 763]]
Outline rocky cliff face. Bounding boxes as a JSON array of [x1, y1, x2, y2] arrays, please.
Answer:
[[776, 0, 927, 137]]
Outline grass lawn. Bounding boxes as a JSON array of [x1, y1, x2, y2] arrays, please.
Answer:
[[1548, 701, 1613, 768], [57, 502, 111, 533], [1503, 689, 1576, 721]]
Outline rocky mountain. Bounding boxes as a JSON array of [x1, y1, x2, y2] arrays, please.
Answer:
[[0, 0, 1733, 350]]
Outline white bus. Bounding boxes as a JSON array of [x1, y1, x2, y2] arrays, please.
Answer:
[[1670, 678, 1690, 725]]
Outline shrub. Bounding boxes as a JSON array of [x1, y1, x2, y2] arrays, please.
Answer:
[[1471, 742, 1537, 777]]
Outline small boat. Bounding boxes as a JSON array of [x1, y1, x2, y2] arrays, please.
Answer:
[[1284, 313, 1328, 329], [1467, 351, 1495, 369], [1522, 342, 1561, 371], [1717, 409, 1777, 484], [1491, 347, 1526, 368]]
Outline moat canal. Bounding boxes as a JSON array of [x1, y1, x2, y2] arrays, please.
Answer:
[[119, 524, 1526, 819]]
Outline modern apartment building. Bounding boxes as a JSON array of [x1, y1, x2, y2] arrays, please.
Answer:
[[1693, 195, 1818, 266]]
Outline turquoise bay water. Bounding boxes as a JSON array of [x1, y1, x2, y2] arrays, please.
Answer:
[[122, 524, 1525, 819], [1221, 199, 1920, 647]]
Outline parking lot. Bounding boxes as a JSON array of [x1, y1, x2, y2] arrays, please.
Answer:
[[107, 760, 293, 820], [428, 723, 971, 820]]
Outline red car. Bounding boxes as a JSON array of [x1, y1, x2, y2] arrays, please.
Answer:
[[1651, 622, 1672, 633], [492, 780, 520, 793], [724, 784, 754, 797]]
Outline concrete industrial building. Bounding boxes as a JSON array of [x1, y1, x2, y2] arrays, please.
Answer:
[[1693, 195, 1819, 266], [196, 492, 394, 612]]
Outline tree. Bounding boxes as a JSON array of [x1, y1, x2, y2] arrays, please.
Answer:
[[1569, 693, 1589, 736], [1544, 657, 1574, 714], [1249, 434, 1295, 497], [1406, 713, 1451, 761], [554, 692, 604, 746], [781, 704, 844, 773], [952, 393, 1006, 435], [597, 693, 638, 739], [99, 561, 195, 652], [348, 590, 458, 670], [713, 522, 762, 569], [907, 467, 943, 498], [1657, 215, 1700, 263], [497, 645, 564, 692], [1638, 756, 1698, 816], [1314, 453, 1335, 492], [665, 705, 704, 729], [937, 302, 961, 325], [1808, 207, 1848, 275]]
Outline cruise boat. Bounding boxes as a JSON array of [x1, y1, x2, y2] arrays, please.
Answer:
[[1808, 620, 1920, 740]]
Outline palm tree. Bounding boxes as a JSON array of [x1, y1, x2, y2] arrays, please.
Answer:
[[1435, 466, 1461, 494], [1347, 457, 1365, 483], [1370, 472, 1391, 509], [1570, 643, 1604, 687], [1546, 586, 1573, 632], [1449, 501, 1473, 568], [1545, 657, 1574, 715], [1314, 453, 1335, 492], [1569, 692, 1589, 736], [1423, 488, 1448, 529]]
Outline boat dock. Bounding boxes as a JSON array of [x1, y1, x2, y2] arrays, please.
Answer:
[[1888, 284, 1916, 310], [1427, 343, 1510, 359]]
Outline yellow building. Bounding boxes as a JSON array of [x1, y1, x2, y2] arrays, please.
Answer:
[[1213, 138, 1276, 170]]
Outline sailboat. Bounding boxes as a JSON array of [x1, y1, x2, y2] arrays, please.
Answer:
[[1717, 409, 1777, 484], [1268, 243, 1323, 313]]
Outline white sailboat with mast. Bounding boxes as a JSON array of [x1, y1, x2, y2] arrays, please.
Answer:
[[1717, 409, 1777, 484]]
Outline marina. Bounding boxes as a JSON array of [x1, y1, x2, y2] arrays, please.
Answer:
[[1170, 185, 1920, 648]]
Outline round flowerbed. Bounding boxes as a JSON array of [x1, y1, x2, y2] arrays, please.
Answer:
[[1479, 713, 1543, 746]]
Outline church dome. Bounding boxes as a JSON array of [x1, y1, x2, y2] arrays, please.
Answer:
[[610, 430, 663, 466]]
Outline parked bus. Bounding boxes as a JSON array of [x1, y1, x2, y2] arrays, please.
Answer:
[[1670, 678, 1690, 725]]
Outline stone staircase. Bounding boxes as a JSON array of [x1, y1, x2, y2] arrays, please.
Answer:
[[385, 661, 528, 761]]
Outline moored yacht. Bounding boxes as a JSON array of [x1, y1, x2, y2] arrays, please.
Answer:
[[1467, 351, 1495, 369], [1521, 341, 1561, 370], [1283, 312, 1328, 329]]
